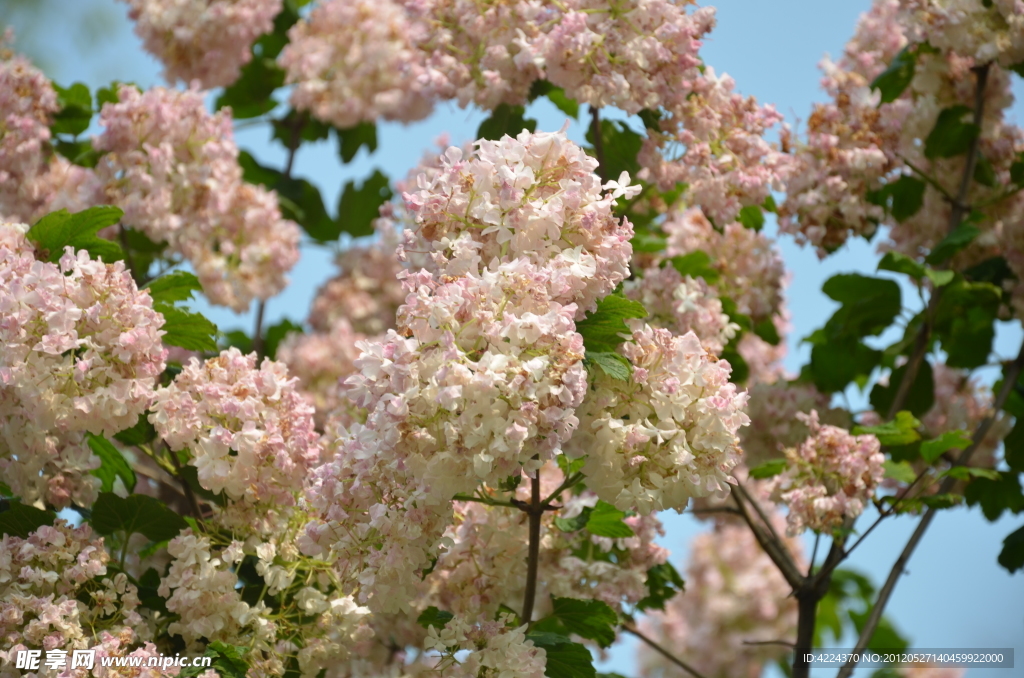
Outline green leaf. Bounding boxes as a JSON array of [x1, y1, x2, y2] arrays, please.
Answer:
[[997, 524, 1024, 574], [869, 360, 935, 418], [477, 104, 538, 141], [336, 170, 393, 239], [920, 430, 973, 463], [52, 82, 93, 136], [1011, 153, 1024, 185], [585, 352, 631, 381], [529, 80, 579, 119], [737, 204, 765, 231], [526, 632, 596, 678], [0, 502, 56, 538], [964, 472, 1024, 521], [667, 250, 720, 285], [749, 459, 788, 479], [271, 109, 330, 148], [554, 511, 589, 533], [925, 222, 981, 265], [27, 206, 125, 263], [417, 606, 454, 630], [924, 105, 979, 159], [932, 279, 1000, 368], [883, 460, 917, 484], [585, 501, 634, 538], [871, 46, 916, 104], [221, 329, 255, 355], [181, 642, 249, 678], [263, 319, 303, 360], [849, 610, 909, 653], [216, 58, 284, 118], [636, 562, 685, 612], [854, 411, 921, 446], [630, 232, 668, 253], [113, 413, 157, 446], [575, 294, 647, 353], [335, 122, 378, 164], [585, 119, 642, 179], [874, 175, 926, 222], [87, 434, 137, 494], [919, 493, 964, 509], [156, 304, 219, 352], [973, 154, 997, 187], [753, 318, 781, 346], [557, 455, 586, 477], [54, 138, 101, 168], [143, 271, 203, 304], [1004, 419, 1024, 472], [90, 493, 188, 542], [821, 273, 902, 339], [549, 597, 618, 648], [809, 340, 882, 394]]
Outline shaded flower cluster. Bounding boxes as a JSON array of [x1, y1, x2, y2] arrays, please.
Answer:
[[0, 223, 166, 509]]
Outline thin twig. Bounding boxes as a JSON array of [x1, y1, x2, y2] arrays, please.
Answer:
[[589, 105, 608, 184], [836, 339, 1024, 678], [623, 625, 710, 678], [521, 466, 543, 625], [252, 300, 266, 360], [167, 445, 202, 519], [730, 486, 804, 589], [542, 471, 584, 506]]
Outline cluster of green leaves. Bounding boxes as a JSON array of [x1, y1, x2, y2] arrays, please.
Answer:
[[816, 569, 908, 657], [49, 80, 127, 168]]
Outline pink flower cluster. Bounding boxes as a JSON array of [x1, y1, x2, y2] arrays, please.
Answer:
[[149, 348, 321, 535], [426, 463, 669, 620], [308, 222, 407, 337], [779, 0, 1024, 265], [399, 130, 637, 317], [769, 410, 884, 535], [279, 0, 434, 128], [0, 522, 143, 664], [566, 322, 749, 514], [0, 47, 60, 223], [741, 381, 850, 468], [299, 130, 636, 612], [638, 520, 801, 678], [0, 224, 166, 509], [624, 265, 739, 356], [158, 531, 274, 647], [118, 0, 282, 88], [639, 69, 794, 226], [93, 86, 300, 311], [899, 0, 1024, 68], [540, 0, 716, 114], [423, 614, 546, 678], [663, 207, 786, 324], [278, 0, 722, 125]]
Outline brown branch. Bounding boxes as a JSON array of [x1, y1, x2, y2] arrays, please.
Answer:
[[836, 339, 1024, 678], [730, 484, 805, 590], [623, 625, 710, 678], [521, 465, 543, 625], [252, 300, 267, 360]]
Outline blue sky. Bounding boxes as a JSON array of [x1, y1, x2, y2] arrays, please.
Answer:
[[8, 1, 1024, 675]]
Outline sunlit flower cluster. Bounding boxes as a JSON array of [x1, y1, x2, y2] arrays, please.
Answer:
[[639, 70, 793, 226], [423, 614, 546, 678], [280, 0, 434, 128], [0, 224, 166, 509], [541, 0, 716, 114], [899, 0, 1024, 67], [93, 85, 300, 311], [0, 48, 59, 222], [662, 207, 785, 324], [624, 265, 739, 355], [769, 410, 884, 535], [566, 321, 749, 514], [150, 348, 321, 535], [117, 0, 281, 88], [399, 130, 638, 317], [0, 522, 143, 663], [741, 381, 849, 468]]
